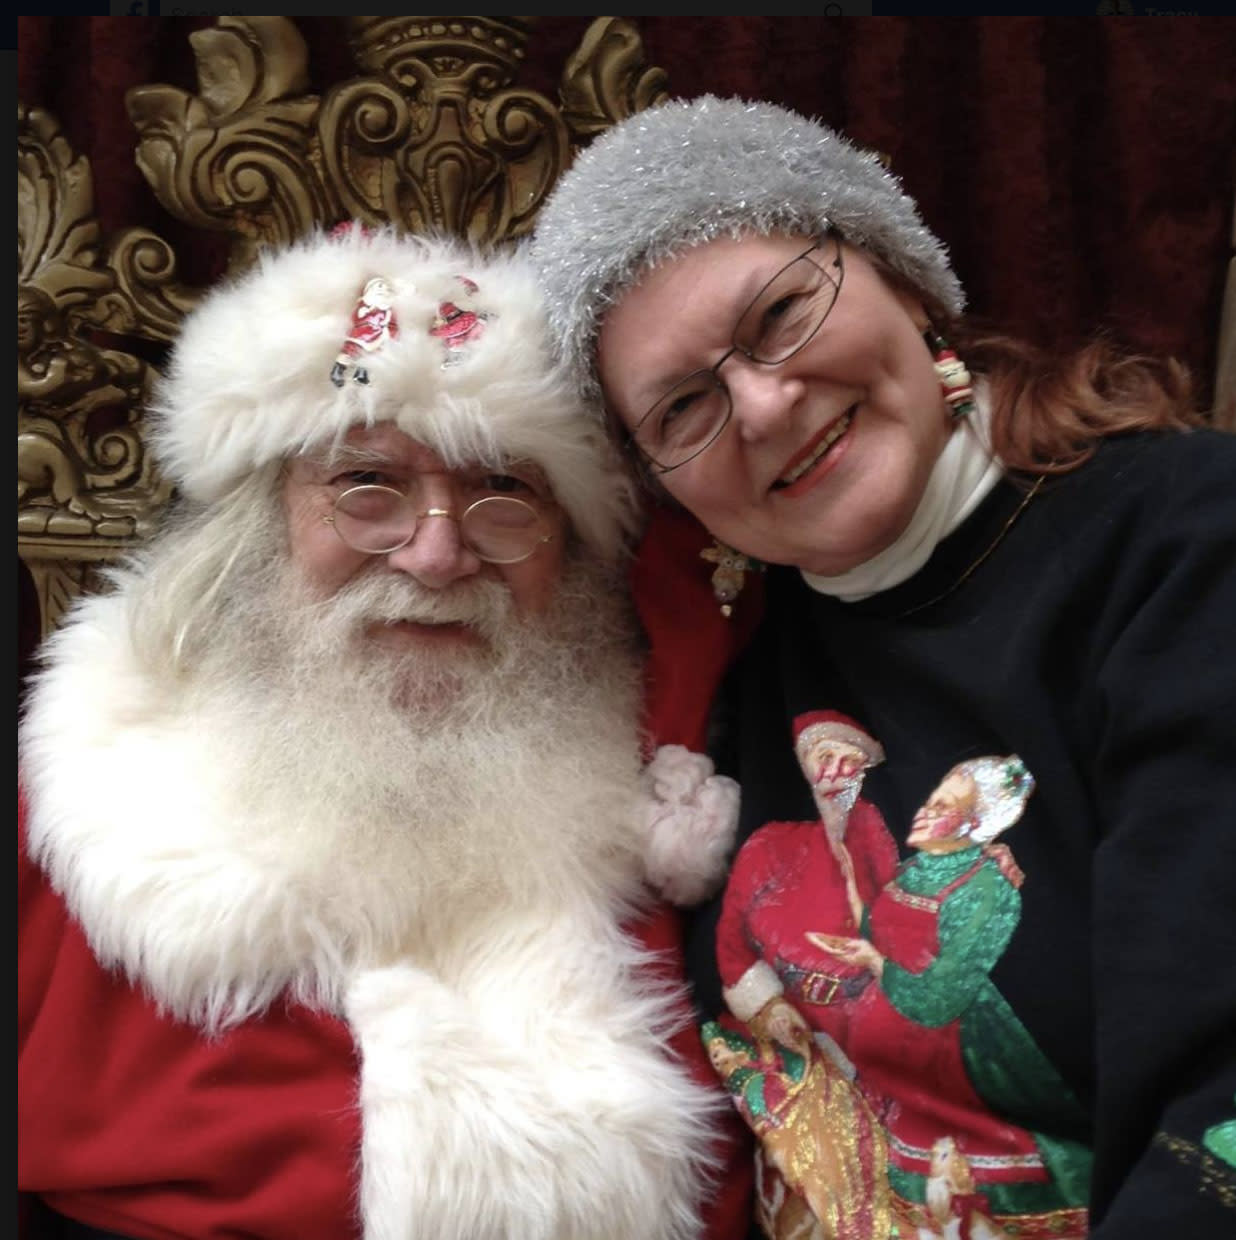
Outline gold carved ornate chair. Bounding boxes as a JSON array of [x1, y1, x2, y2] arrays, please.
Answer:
[[17, 15, 669, 643]]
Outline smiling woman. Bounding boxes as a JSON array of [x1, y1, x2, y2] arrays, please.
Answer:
[[597, 232, 952, 577], [530, 92, 1236, 1239]]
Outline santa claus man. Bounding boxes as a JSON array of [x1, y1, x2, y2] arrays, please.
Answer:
[[19, 227, 747, 1240]]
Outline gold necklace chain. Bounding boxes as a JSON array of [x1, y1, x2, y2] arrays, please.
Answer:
[[896, 475, 1046, 619]]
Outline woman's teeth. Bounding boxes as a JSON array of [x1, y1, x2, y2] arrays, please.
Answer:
[[778, 408, 854, 486]]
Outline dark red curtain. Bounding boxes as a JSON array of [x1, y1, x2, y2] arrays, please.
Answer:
[[17, 17, 1236, 681], [18, 16, 1236, 389]]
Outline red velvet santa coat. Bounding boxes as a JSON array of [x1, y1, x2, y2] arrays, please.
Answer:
[[19, 815, 739, 1240], [19, 825, 363, 1239], [17, 587, 747, 1240]]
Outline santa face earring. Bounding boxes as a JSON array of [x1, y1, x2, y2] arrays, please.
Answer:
[[924, 329, 975, 421]]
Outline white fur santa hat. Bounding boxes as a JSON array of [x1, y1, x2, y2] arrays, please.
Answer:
[[148, 225, 639, 562]]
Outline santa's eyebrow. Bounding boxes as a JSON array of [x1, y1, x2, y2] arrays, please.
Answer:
[[305, 442, 402, 472]]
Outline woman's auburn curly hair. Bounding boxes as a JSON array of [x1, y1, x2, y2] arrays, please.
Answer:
[[959, 325, 1202, 477]]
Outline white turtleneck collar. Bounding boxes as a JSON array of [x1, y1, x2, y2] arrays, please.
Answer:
[[801, 381, 1003, 602]]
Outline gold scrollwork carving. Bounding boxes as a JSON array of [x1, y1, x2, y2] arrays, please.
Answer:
[[318, 17, 569, 243], [126, 16, 333, 272], [18, 102, 177, 636], [558, 17, 670, 141]]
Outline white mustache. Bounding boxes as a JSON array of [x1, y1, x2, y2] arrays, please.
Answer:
[[318, 570, 514, 634]]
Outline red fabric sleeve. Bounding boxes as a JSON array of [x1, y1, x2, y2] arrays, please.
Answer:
[[630, 510, 761, 1236], [715, 836, 769, 998], [18, 788, 364, 1240], [635, 900, 754, 1240], [630, 504, 763, 755]]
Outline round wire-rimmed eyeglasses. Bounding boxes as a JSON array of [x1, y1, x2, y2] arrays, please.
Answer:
[[323, 484, 555, 564], [628, 234, 845, 473]]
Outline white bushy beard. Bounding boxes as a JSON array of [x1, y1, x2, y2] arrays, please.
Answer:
[[176, 530, 649, 956]]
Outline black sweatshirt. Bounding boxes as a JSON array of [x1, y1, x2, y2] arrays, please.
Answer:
[[686, 428, 1236, 1236]]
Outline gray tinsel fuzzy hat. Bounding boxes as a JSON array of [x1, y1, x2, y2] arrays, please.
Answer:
[[531, 94, 965, 406]]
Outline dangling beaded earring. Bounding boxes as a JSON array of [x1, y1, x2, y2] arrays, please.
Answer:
[[700, 541, 762, 618], [925, 329, 976, 421]]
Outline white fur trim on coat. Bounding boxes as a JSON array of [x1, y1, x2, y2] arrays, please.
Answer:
[[640, 745, 739, 906], [348, 944, 721, 1240]]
